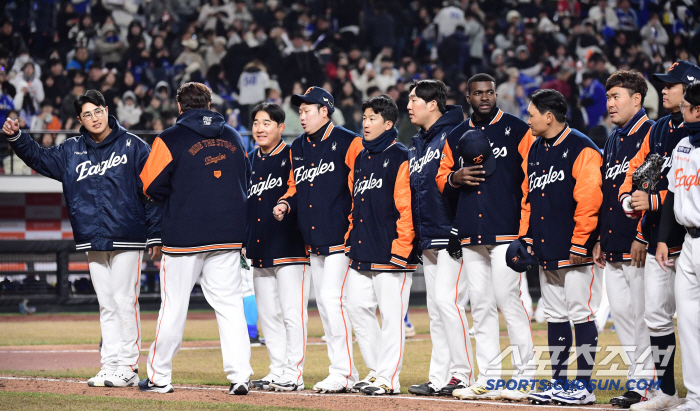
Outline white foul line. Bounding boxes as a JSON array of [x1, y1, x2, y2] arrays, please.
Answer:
[[0, 376, 612, 410]]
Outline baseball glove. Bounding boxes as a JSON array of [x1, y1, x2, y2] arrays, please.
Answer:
[[632, 153, 665, 194]]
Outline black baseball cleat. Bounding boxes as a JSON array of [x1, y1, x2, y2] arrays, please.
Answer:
[[408, 381, 440, 396], [250, 336, 265, 347], [610, 391, 643, 408], [439, 377, 467, 396], [229, 380, 251, 395]]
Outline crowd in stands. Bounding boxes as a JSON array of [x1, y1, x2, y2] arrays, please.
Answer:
[[1, 0, 699, 174]]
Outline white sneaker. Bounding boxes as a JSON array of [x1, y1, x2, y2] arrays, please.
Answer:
[[313, 377, 348, 393], [363, 382, 399, 395], [671, 401, 700, 411], [269, 379, 304, 392], [453, 384, 501, 400], [501, 382, 533, 402], [104, 366, 138, 387], [631, 391, 681, 411], [528, 379, 564, 405], [252, 374, 278, 390], [553, 384, 596, 405], [469, 327, 475, 337], [352, 373, 376, 392], [405, 323, 416, 337], [87, 368, 115, 387]]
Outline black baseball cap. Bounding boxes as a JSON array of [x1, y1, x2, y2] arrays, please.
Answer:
[[458, 129, 497, 177], [653, 61, 700, 85], [505, 239, 539, 273], [291, 86, 335, 115]]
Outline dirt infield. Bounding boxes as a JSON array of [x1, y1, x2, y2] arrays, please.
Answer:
[[0, 376, 615, 411]]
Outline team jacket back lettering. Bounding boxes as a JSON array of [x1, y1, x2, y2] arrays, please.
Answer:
[[76, 152, 128, 181], [294, 158, 335, 183]]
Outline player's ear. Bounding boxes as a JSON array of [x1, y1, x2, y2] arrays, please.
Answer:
[[278, 122, 285, 134]]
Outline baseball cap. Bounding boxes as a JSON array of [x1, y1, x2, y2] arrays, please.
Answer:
[[291, 86, 335, 115], [653, 60, 700, 85], [505, 239, 539, 273], [458, 130, 497, 177]]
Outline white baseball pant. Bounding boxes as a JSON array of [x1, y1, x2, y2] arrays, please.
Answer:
[[146, 251, 252, 386], [676, 235, 700, 408], [644, 252, 677, 336], [595, 265, 611, 332], [88, 250, 143, 371], [462, 244, 535, 384], [520, 271, 534, 318], [346, 269, 412, 391], [309, 253, 358, 387], [253, 264, 310, 385], [605, 261, 654, 389], [539, 265, 602, 324], [423, 248, 474, 387]]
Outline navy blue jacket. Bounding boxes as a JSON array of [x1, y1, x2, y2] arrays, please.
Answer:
[[600, 109, 653, 261], [7, 116, 161, 251], [408, 105, 463, 250], [437, 108, 535, 246], [520, 125, 603, 270], [278, 123, 364, 255], [246, 140, 308, 268], [346, 132, 417, 272], [619, 114, 687, 256], [141, 109, 250, 254]]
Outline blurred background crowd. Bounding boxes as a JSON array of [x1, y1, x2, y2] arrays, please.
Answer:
[[0, 0, 699, 174]]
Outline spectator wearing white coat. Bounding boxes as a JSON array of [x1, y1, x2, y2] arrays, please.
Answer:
[[117, 91, 142, 128], [640, 13, 669, 59]]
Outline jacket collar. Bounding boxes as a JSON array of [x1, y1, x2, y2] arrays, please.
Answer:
[[80, 115, 126, 148], [617, 108, 648, 137], [257, 139, 287, 157]]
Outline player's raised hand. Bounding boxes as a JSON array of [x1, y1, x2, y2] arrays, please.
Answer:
[[273, 203, 288, 221], [2, 118, 19, 136]]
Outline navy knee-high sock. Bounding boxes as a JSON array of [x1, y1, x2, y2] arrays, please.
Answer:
[[548, 322, 573, 384], [651, 333, 677, 395], [574, 321, 598, 388]]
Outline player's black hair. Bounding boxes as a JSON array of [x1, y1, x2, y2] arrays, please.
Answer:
[[74, 89, 106, 117], [605, 70, 648, 103], [176, 82, 212, 112], [685, 81, 700, 107], [408, 79, 447, 113], [530, 89, 567, 123], [251, 102, 285, 124], [361, 94, 398, 124], [467, 73, 496, 93]]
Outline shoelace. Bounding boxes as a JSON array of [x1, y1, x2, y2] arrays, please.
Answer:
[[448, 377, 462, 386]]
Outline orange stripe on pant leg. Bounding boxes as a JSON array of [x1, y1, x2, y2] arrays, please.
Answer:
[[587, 266, 595, 321], [454, 261, 473, 384], [296, 265, 306, 385], [150, 255, 167, 385], [340, 265, 353, 387], [390, 272, 407, 390], [132, 250, 142, 371]]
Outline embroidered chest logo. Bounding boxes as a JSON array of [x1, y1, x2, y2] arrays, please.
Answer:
[[203, 116, 212, 125], [441, 132, 446, 141], [637, 140, 642, 149], [490, 141, 508, 159], [294, 159, 335, 183], [354, 173, 383, 196], [528, 166, 566, 192], [248, 173, 283, 198], [605, 156, 629, 180], [126, 139, 131, 147], [563, 149, 568, 159], [678, 146, 691, 154], [505, 127, 511, 137], [332, 142, 337, 151], [205, 154, 226, 165], [409, 147, 440, 174], [75, 152, 128, 181], [281, 158, 287, 167], [383, 159, 389, 168]]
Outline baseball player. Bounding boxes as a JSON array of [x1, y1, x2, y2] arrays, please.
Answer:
[[657, 80, 700, 411], [592, 70, 655, 408], [3, 90, 161, 389], [618, 61, 700, 411], [246, 103, 310, 392], [436, 73, 536, 401], [404, 79, 474, 397], [273, 87, 363, 393], [345, 95, 416, 395], [139, 82, 253, 395], [520, 89, 603, 406]]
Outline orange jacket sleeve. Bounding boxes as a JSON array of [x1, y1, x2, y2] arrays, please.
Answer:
[[518, 143, 532, 242], [570, 147, 603, 255], [277, 150, 297, 213], [390, 160, 415, 264], [619, 129, 651, 201], [345, 137, 364, 170], [518, 129, 536, 161], [436, 140, 457, 193], [140, 137, 173, 201], [344, 161, 356, 251]]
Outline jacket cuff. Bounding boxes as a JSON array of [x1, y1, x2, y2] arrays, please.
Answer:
[[619, 192, 631, 203], [447, 172, 459, 188], [344, 245, 351, 255], [6, 129, 22, 142], [146, 238, 162, 248], [570, 244, 588, 257], [634, 232, 648, 245], [390, 254, 408, 268], [649, 193, 660, 211], [521, 237, 533, 245], [277, 199, 291, 213]]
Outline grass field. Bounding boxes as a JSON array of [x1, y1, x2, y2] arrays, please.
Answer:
[[0, 309, 687, 408]]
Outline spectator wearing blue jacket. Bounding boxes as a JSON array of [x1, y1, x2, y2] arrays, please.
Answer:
[[581, 71, 608, 130]]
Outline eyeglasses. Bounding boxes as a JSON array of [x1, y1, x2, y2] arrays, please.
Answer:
[[81, 108, 105, 121]]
